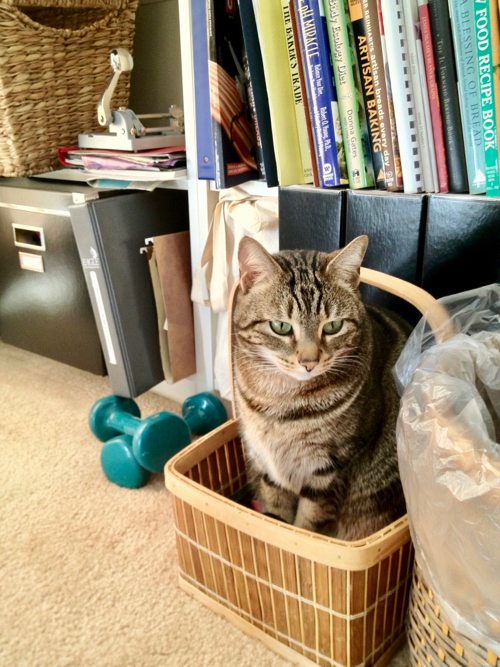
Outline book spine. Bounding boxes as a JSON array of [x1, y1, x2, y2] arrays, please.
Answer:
[[419, 0, 449, 193], [253, 0, 306, 186], [447, 0, 486, 194], [402, 0, 436, 192], [192, 0, 215, 180], [244, 53, 266, 180], [489, 0, 500, 151], [345, 0, 375, 186], [323, 0, 370, 188], [293, 0, 342, 187], [348, 0, 386, 188], [361, 0, 400, 190], [281, 0, 315, 183], [206, 0, 259, 189], [238, 0, 279, 187], [474, 0, 500, 195], [415, 21, 440, 191], [380, 0, 424, 193], [376, 0, 404, 189], [323, 3, 350, 185], [289, 0, 321, 186], [207, 0, 226, 189], [428, 0, 468, 192]]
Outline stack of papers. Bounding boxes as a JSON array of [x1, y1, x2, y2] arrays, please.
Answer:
[[58, 146, 186, 172]]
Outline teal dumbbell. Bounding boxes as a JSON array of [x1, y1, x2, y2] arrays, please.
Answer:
[[100, 435, 151, 489], [181, 392, 227, 437], [89, 392, 226, 487]]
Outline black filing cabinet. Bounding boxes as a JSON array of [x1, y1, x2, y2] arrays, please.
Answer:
[[0, 178, 106, 374]]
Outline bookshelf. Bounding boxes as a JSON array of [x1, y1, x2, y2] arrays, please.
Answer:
[[144, 0, 281, 404], [129, 0, 221, 403], [0, 0, 217, 404], [162, 0, 500, 407], [17, 0, 495, 404]]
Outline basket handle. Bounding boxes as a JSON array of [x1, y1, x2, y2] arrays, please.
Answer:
[[227, 267, 454, 413]]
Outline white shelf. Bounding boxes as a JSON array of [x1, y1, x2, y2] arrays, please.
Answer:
[[33, 168, 189, 190], [209, 179, 279, 198]]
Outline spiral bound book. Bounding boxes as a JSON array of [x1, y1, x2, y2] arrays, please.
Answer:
[[380, 0, 424, 194]]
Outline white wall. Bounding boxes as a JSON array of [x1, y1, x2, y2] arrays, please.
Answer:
[[129, 0, 184, 115]]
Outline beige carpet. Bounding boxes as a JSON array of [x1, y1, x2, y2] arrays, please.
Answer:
[[0, 340, 408, 667]]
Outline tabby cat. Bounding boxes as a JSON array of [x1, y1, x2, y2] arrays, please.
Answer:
[[232, 235, 409, 541]]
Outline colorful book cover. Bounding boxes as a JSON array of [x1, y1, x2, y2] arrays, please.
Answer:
[[418, 0, 449, 193], [323, 0, 371, 188], [448, 0, 486, 194], [253, 0, 306, 186], [206, 0, 260, 189], [293, 0, 344, 187], [289, 0, 321, 186], [238, 0, 279, 187], [361, 0, 401, 190], [376, 0, 403, 189], [192, 0, 214, 180], [428, 0, 468, 193], [348, 0, 386, 188], [380, 0, 424, 193], [345, 1, 375, 186], [489, 0, 500, 152], [281, 0, 314, 183], [474, 0, 500, 195]]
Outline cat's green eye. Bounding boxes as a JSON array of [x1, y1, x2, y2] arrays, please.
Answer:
[[270, 321, 292, 335], [323, 320, 343, 335]]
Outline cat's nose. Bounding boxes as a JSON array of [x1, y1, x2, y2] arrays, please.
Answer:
[[299, 358, 319, 372]]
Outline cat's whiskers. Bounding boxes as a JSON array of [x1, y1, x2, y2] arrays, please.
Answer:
[[239, 357, 277, 374], [238, 347, 282, 375], [324, 354, 369, 380], [333, 352, 369, 368]]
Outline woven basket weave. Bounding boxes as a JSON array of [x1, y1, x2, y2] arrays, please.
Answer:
[[408, 561, 499, 667], [0, 0, 138, 177]]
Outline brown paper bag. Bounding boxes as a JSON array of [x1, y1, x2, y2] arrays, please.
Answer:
[[147, 231, 196, 384]]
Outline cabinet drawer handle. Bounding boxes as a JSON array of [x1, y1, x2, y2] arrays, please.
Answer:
[[12, 224, 45, 251]]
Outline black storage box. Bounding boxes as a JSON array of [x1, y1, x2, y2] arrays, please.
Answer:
[[0, 178, 106, 374]]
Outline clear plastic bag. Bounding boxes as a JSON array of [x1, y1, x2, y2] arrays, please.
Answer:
[[394, 284, 500, 655]]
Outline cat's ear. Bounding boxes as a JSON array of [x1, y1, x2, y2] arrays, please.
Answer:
[[325, 235, 368, 287], [238, 237, 281, 293]]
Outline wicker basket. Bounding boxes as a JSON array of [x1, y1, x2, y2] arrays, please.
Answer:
[[408, 560, 499, 667], [0, 0, 138, 177], [165, 268, 451, 667]]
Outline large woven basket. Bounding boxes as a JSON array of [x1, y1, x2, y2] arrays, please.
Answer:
[[0, 0, 138, 177], [165, 268, 451, 667], [408, 560, 499, 667]]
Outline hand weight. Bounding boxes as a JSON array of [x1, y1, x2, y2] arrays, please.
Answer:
[[100, 435, 151, 489], [89, 393, 227, 483]]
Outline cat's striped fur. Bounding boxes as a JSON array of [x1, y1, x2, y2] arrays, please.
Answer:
[[232, 235, 409, 541]]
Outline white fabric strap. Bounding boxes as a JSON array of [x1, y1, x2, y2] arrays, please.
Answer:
[[191, 186, 279, 313]]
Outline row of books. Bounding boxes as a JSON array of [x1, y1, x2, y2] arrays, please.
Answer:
[[195, 0, 500, 196]]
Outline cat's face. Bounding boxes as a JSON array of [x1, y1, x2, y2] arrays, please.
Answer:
[[234, 236, 369, 382]]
